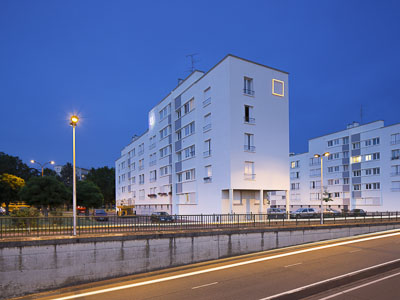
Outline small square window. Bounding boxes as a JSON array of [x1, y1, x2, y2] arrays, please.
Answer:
[[272, 79, 284, 97]]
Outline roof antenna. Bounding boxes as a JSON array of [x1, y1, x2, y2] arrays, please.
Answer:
[[186, 53, 199, 73]]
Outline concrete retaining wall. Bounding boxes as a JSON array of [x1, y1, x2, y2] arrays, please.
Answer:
[[1, 223, 400, 299]]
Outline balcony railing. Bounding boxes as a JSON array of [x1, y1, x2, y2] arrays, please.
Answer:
[[243, 89, 255, 96], [244, 117, 255, 124], [203, 176, 212, 183], [392, 156, 400, 160], [244, 173, 256, 180], [244, 145, 256, 152], [203, 97, 211, 107], [203, 150, 211, 157], [203, 124, 212, 132]]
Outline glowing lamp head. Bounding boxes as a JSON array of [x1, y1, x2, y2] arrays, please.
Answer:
[[70, 115, 79, 126], [314, 154, 320, 158], [50, 161, 55, 165], [30, 160, 35, 164], [323, 152, 330, 157]]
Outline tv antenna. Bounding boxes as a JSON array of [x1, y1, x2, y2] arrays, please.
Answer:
[[186, 53, 199, 73]]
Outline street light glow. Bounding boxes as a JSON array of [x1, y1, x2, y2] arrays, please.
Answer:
[[30, 160, 35, 163], [70, 115, 79, 125], [50, 161, 55, 165], [323, 152, 330, 157]]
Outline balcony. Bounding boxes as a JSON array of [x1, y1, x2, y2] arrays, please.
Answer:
[[203, 176, 212, 183], [149, 160, 157, 166], [244, 173, 256, 180], [391, 156, 400, 160], [203, 123, 212, 132], [244, 117, 255, 124], [147, 193, 157, 198], [149, 178, 156, 183], [139, 166, 144, 171], [243, 89, 255, 96], [244, 145, 256, 152], [203, 150, 211, 157], [203, 97, 211, 107]]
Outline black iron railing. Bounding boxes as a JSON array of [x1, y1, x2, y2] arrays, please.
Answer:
[[0, 212, 399, 239]]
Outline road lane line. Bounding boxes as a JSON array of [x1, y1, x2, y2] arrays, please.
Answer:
[[349, 249, 362, 253], [50, 229, 400, 300], [318, 271, 400, 300], [191, 282, 218, 289], [258, 259, 400, 300], [284, 262, 302, 268]]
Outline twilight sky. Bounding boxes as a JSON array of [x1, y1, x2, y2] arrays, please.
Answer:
[[1, 0, 399, 169]]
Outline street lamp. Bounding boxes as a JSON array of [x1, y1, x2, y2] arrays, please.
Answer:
[[314, 152, 330, 225], [70, 115, 79, 236], [30, 160, 55, 177]]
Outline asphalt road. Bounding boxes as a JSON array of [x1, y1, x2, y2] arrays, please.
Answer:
[[17, 229, 400, 300]]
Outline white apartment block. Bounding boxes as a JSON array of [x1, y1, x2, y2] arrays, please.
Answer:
[[282, 121, 400, 212], [115, 54, 290, 215]]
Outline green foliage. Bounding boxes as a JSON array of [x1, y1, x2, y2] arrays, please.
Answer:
[[86, 167, 115, 207], [10, 207, 40, 228], [60, 163, 74, 186], [19, 176, 69, 211], [0, 152, 37, 180], [43, 168, 58, 177], [77, 180, 104, 212], [322, 190, 333, 203], [0, 173, 25, 214]]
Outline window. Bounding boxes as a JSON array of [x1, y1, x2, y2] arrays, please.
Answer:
[[244, 161, 255, 180], [184, 145, 195, 159], [159, 104, 171, 120], [149, 135, 156, 149], [290, 172, 299, 179], [353, 184, 361, 191], [160, 125, 171, 140], [244, 105, 255, 124], [291, 183, 300, 190], [353, 170, 361, 177], [204, 165, 212, 183], [365, 154, 372, 161], [204, 139, 211, 157], [310, 181, 320, 189], [392, 149, 400, 160], [244, 77, 254, 95], [203, 113, 211, 132], [138, 143, 144, 155], [244, 133, 255, 152], [150, 170, 157, 182], [373, 152, 380, 160], [203, 87, 211, 107], [328, 167, 333, 173], [352, 142, 360, 149], [177, 130, 182, 140], [309, 157, 320, 166], [365, 183, 380, 190], [183, 122, 195, 137], [310, 168, 321, 177], [139, 174, 144, 185], [365, 137, 379, 147], [343, 151, 349, 158], [291, 161, 299, 169], [334, 139, 340, 145], [343, 137, 349, 144], [160, 165, 171, 176], [391, 133, 400, 145], [334, 166, 340, 172], [177, 169, 195, 182], [139, 189, 145, 200], [334, 192, 340, 198], [183, 98, 195, 115], [139, 159, 144, 170], [334, 179, 340, 185], [351, 156, 361, 163], [392, 181, 400, 192], [132, 176, 136, 184], [343, 165, 349, 171], [343, 178, 349, 184], [149, 152, 157, 166], [176, 108, 181, 119], [160, 145, 171, 158], [328, 179, 334, 185], [328, 140, 333, 147], [392, 165, 400, 176]]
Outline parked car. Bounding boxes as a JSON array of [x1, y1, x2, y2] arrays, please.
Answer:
[[267, 208, 287, 219], [0, 207, 5, 215], [150, 212, 174, 222], [290, 208, 318, 219], [324, 208, 342, 217], [348, 209, 367, 217], [93, 209, 108, 221]]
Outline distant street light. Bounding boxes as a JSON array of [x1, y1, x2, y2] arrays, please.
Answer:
[[70, 115, 79, 236], [30, 160, 55, 177], [314, 152, 330, 225]]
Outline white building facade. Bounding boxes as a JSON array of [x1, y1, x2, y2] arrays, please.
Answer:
[[116, 55, 290, 215], [283, 121, 400, 212]]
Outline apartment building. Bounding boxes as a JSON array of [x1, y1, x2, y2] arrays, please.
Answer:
[[115, 54, 290, 215], [281, 121, 400, 212]]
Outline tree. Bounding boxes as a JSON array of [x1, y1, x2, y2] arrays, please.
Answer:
[[19, 176, 69, 216], [60, 163, 74, 186], [0, 173, 25, 214], [77, 180, 104, 215], [322, 189, 333, 212], [0, 152, 37, 180], [86, 167, 115, 208], [43, 168, 58, 177]]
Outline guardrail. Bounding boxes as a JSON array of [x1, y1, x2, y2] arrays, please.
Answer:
[[1, 212, 400, 239]]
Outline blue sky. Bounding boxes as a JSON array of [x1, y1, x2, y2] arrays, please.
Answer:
[[1, 0, 399, 168]]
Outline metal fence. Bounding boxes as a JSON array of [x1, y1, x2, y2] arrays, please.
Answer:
[[1, 212, 400, 239]]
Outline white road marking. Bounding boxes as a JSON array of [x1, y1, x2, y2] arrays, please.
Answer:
[[258, 259, 400, 300], [191, 282, 218, 289], [50, 229, 400, 300], [317, 271, 400, 300], [349, 249, 362, 253], [284, 262, 302, 268]]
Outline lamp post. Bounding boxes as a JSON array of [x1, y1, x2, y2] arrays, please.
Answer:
[[314, 152, 330, 225], [30, 160, 55, 177], [70, 115, 79, 236]]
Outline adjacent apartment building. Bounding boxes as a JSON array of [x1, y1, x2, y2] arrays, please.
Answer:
[[115, 54, 290, 215], [282, 121, 400, 212]]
